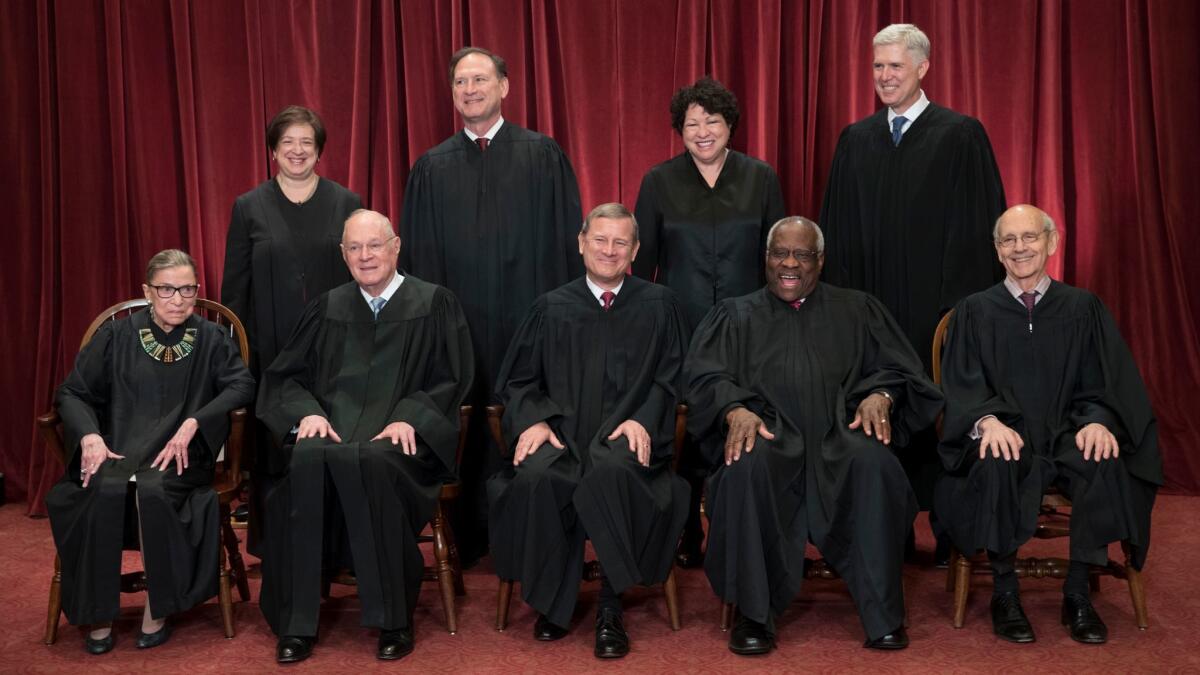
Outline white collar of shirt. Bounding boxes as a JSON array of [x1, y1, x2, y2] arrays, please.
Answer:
[[464, 117, 505, 142], [887, 90, 929, 136], [1003, 274, 1052, 304], [585, 275, 624, 306], [360, 272, 405, 306]]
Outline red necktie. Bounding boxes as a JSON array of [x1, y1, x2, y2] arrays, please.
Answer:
[[789, 298, 803, 310], [601, 291, 615, 311], [476, 137, 489, 152], [1020, 291, 1038, 332]]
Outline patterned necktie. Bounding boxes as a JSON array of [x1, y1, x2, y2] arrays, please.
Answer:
[[476, 137, 489, 153], [370, 296, 387, 320], [601, 291, 615, 311], [789, 298, 804, 310], [1019, 291, 1038, 332], [891, 116, 907, 146]]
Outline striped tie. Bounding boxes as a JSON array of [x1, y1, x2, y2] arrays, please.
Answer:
[[370, 296, 387, 320]]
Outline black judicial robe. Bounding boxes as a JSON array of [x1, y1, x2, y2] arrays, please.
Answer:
[[400, 122, 583, 396], [487, 276, 690, 629], [256, 277, 473, 636], [222, 177, 362, 381], [685, 284, 942, 639], [633, 150, 786, 331], [46, 312, 254, 626], [935, 281, 1161, 569], [819, 103, 1006, 373]]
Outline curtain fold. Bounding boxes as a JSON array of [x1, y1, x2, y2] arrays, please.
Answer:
[[2, 0, 1197, 516]]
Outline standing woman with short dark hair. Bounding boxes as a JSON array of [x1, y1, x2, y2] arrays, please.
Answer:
[[220, 105, 362, 544], [632, 77, 786, 566]]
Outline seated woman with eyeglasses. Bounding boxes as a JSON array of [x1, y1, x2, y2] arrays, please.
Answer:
[[45, 249, 255, 655]]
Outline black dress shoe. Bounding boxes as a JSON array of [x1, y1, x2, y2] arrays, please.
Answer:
[[934, 535, 952, 569], [231, 503, 249, 522], [594, 608, 629, 659], [136, 622, 172, 649], [276, 635, 316, 664], [1062, 593, 1107, 644], [729, 615, 774, 655], [534, 614, 569, 641], [85, 630, 115, 655], [864, 626, 909, 650], [377, 628, 414, 660], [991, 592, 1036, 643], [675, 536, 705, 569]]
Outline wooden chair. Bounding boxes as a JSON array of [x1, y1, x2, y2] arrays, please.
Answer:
[[933, 309, 1149, 629], [323, 405, 472, 634], [488, 403, 684, 632], [39, 299, 251, 644]]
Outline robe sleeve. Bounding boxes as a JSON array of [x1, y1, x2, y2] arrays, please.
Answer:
[[684, 301, 768, 451], [189, 324, 257, 453], [846, 295, 944, 447], [495, 299, 565, 451], [629, 294, 690, 460], [387, 288, 475, 470], [545, 141, 585, 281], [631, 170, 662, 281], [256, 297, 329, 445], [399, 155, 447, 284], [761, 165, 786, 251], [817, 127, 859, 288], [937, 299, 1023, 472], [220, 198, 252, 325], [939, 118, 1006, 312], [56, 322, 115, 462]]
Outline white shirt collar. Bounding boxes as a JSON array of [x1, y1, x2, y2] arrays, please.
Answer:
[[887, 90, 930, 134], [585, 275, 624, 306], [1003, 274, 1052, 303], [359, 272, 405, 306], [463, 117, 505, 142]]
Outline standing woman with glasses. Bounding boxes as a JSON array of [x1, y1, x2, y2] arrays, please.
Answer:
[[221, 106, 362, 546], [46, 249, 255, 654], [632, 77, 785, 567]]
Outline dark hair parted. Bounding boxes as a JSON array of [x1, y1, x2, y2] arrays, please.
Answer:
[[145, 249, 198, 285], [448, 46, 508, 85], [266, 105, 327, 156], [669, 77, 740, 136]]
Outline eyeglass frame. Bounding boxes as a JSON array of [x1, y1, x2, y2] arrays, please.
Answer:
[[147, 283, 200, 299], [341, 236, 398, 256], [994, 230, 1049, 249], [766, 247, 822, 263]]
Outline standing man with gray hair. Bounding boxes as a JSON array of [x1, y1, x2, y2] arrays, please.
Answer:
[[819, 24, 1007, 550], [401, 47, 584, 565], [686, 217, 943, 653]]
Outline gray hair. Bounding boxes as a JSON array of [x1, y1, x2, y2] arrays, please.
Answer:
[[873, 23, 931, 64], [344, 208, 396, 240], [992, 207, 1057, 239], [581, 202, 639, 242], [766, 216, 824, 253], [145, 249, 197, 285]]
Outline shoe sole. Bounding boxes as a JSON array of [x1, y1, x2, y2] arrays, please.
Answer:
[[729, 642, 775, 656]]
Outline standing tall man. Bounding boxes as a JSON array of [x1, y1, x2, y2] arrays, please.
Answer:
[[402, 47, 583, 562], [819, 23, 1007, 531]]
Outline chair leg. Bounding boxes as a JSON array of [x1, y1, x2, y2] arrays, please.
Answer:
[[1090, 572, 1101, 593], [720, 602, 733, 632], [440, 498, 466, 597], [431, 502, 457, 634], [663, 567, 681, 630], [218, 542, 236, 638], [44, 554, 63, 645], [952, 554, 971, 628], [945, 547, 960, 592], [222, 507, 250, 602], [496, 580, 514, 631], [1123, 544, 1149, 630]]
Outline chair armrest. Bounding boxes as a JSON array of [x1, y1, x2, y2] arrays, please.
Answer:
[[36, 409, 69, 467], [485, 404, 509, 457], [221, 408, 247, 484]]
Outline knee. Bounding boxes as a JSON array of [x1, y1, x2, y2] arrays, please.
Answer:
[[849, 444, 904, 481]]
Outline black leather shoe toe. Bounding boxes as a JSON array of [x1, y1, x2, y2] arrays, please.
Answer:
[[534, 614, 569, 641], [1062, 593, 1107, 644], [991, 592, 1036, 643], [135, 622, 172, 649], [864, 626, 909, 650], [594, 608, 629, 659], [377, 628, 414, 660], [276, 635, 315, 664], [729, 615, 774, 655], [85, 630, 115, 655]]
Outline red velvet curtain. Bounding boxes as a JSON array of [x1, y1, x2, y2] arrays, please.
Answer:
[[3, 0, 1197, 514]]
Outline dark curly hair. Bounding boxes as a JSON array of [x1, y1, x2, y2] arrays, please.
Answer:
[[669, 77, 740, 136]]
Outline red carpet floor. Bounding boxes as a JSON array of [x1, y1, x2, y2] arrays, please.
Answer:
[[2, 496, 1198, 673]]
